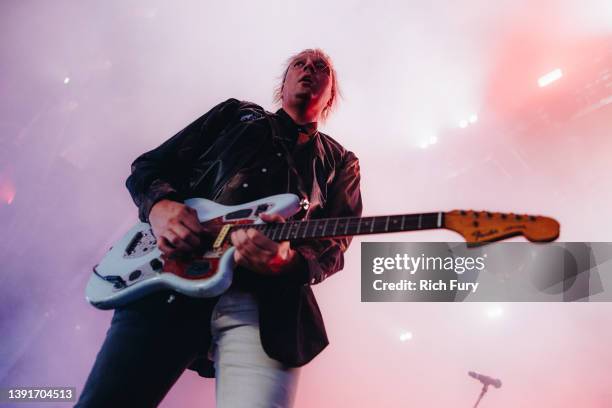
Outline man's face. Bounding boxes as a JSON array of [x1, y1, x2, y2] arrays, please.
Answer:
[[281, 52, 333, 116]]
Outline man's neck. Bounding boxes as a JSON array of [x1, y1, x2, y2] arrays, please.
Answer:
[[282, 103, 319, 126]]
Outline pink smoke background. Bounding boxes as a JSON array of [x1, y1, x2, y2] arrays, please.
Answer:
[[1, 0, 611, 406]]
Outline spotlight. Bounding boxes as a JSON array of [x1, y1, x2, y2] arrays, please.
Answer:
[[538, 68, 562, 87], [399, 331, 413, 342], [486, 306, 504, 319], [0, 177, 15, 205], [64, 77, 71, 84]]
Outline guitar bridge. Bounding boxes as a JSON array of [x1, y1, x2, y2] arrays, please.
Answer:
[[124, 229, 157, 259]]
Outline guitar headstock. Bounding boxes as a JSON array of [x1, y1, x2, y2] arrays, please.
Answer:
[[444, 210, 560, 245]]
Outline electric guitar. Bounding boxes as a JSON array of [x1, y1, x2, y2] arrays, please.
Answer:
[[85, 193, 560, 309]]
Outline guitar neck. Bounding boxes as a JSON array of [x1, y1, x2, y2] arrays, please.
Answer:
[[230, 212, 445, 241]]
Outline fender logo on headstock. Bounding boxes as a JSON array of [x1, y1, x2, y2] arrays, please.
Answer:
[[472, 229, 499, 240]]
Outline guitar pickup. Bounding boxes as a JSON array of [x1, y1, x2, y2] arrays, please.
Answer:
[[255, 204, 269, 216], [225, 209, 253, 220]]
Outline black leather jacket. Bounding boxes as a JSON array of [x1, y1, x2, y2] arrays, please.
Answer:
[[125, 98, 362, 376]]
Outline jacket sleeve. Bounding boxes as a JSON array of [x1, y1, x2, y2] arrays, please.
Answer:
[[125, 98, 240, 222], [291, 150, 363, 285]]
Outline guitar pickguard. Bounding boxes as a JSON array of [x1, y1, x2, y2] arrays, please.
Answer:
[[162, 216, 256, 280]]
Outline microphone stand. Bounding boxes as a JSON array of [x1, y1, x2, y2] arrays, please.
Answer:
[[472, 383, 488, 408]]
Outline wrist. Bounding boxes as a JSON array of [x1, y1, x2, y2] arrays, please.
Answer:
[[150, 198, 176, 218], [269, 247, 302, 275]]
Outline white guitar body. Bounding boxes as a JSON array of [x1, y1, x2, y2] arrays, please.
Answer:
[[86, 193, 301, 309]]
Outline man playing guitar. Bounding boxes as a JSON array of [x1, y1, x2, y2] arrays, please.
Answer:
[[76, 49, 363, 407]]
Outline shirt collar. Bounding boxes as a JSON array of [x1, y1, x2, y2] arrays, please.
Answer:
[[275, 108, 319, 137]]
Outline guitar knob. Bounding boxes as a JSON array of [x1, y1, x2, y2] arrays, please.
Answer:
[[150, 258, 163, 271], [129, 270, 142, 281]]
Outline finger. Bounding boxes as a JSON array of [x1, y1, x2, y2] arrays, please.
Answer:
[[233, 246, 245, 265], [231, 231, 276, 274], [245, 228, 278, 255], [232, 229, 273, 258], [170, 225, 199, 251], [231, 229, 251, 256], [233, 244, 257, 270], [260, 212, 286, 223], [158, 236, 176, 256], [173, 223, 201, 250], [181, 213, 205, 236], [230, 230, 243, 249], [165, 229, 192, 253], [231, 229, 250, 252], [239, 229, 276, 258], [233, 229, 274, 266]]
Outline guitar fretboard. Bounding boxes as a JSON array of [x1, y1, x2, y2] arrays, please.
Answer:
[[228, 212, 444, 242]]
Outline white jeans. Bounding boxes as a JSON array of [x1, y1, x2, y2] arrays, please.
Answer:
[[208, 288, 300, 408]]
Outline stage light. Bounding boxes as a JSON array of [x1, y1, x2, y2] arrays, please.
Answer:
[[469, 114, 478, 123], [64, 77, 71, 84], [399, 331, 413, 342], [486, 306, 504, 319], [0, 177, 15, 205], [459, 120, 468, 128], [538, 68, 562, 87]]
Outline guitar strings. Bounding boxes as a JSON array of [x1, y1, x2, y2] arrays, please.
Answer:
[[223, 214, 441, 243]]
